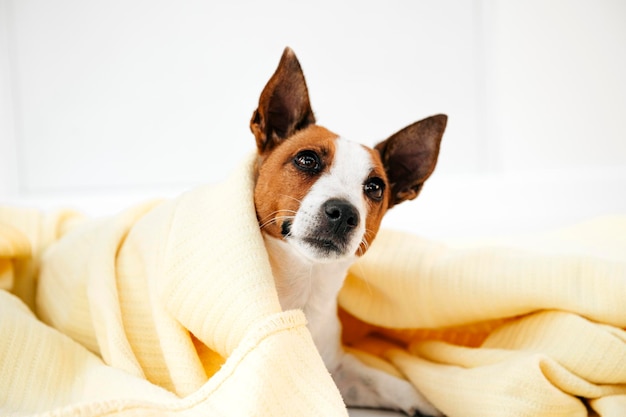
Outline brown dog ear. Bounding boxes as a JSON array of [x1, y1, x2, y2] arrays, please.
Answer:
[[375, 114, 447, 208], [250, 47, 316, 154]]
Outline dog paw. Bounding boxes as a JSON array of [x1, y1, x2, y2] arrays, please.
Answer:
[[382, 375, 442, 417], [334, 354, 442, 416]]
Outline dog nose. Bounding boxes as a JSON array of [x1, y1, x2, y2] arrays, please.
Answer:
[[323, 199, 359, 233]]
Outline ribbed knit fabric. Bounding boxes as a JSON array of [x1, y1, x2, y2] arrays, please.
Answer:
[[1, 152, 625, 416], [340, 218, 626, 417], [0, 153, 346, 417]]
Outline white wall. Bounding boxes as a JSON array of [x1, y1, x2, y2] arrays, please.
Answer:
[[1, 0, 625, 239], [0, 0, 18, 196], [489, 0, 626, 172], [2, 0, 480, 191]]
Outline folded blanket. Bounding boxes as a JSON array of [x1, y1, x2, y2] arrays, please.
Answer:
[[341, 217, 626, 417], [1, 153, 625, 417]]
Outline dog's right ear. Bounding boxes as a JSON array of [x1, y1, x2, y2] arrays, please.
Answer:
[[250, 47, 316, 155]]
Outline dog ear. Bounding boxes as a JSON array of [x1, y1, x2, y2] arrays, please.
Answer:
[[375, 114, 447, 208], [250, 47, 316, 154]]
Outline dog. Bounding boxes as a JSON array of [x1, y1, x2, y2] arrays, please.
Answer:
[[251, 47, 447, 416]]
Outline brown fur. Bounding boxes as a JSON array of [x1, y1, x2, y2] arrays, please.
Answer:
[[254, 125, 392, 256], [254, 125, 338, 240], [251, 47, 446, 258]]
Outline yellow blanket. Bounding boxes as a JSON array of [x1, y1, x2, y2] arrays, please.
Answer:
[[1, 154, 625, 417]]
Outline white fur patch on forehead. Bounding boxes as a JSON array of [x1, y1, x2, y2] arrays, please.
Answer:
[[288, 136, 377, 260], [297, 137, 374, 225], [323, 137, 375, 204]]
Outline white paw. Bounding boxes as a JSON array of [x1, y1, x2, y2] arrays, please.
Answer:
[[334, 354, 442, 416], [384, 375, 442, 417]]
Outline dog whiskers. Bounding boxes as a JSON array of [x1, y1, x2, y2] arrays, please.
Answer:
[[353, 229, 375, 296], [358, 228, 375, 255], [259, 211, 296, 230], [259, 209, 297, 223], [280, 194, 303, 205], [259, 216, 294, 231]]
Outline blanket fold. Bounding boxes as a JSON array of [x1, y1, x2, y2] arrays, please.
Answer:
[[1, 154, 346, 416], [340, 219, 626, 417], [1, 154, 625, 417]]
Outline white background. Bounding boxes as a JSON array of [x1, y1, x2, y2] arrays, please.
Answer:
[[1, 0, 625, 239]]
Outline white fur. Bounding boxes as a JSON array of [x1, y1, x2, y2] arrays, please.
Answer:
[[262, 137, 441, 416], [263, 235, 350, 366], [288, 137, 370, 261], [266, 137, 369, 366]]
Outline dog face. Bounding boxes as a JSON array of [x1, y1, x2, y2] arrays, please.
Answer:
[[252, 48, 446, 263], [254, 124, 390, 261]]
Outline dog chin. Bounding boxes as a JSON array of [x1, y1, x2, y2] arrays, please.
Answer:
[[289, 235, 358, 264]]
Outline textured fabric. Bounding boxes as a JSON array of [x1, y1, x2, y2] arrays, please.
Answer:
[[1, 152, 625, 417], [0, 154, 346, 417], [340, 217, 626, 417]]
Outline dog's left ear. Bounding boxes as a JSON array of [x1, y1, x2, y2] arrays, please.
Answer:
[[375, 114, 447, 208], [250, 47, 316, 155]]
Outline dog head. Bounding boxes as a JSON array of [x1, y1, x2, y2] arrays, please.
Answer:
[[252, 47, 446, 263]]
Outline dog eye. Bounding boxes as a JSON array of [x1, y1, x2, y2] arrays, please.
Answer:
[[364, 178, 385, 201], [293, 150, 321, 173]]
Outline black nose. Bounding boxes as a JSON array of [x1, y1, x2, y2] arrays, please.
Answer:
[[323, 199, 359, 234]]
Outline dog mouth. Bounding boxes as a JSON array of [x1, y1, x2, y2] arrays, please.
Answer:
[[279, 206, 360, 260], [282, 219, 352, 257], [302, 236, 344, 255]]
